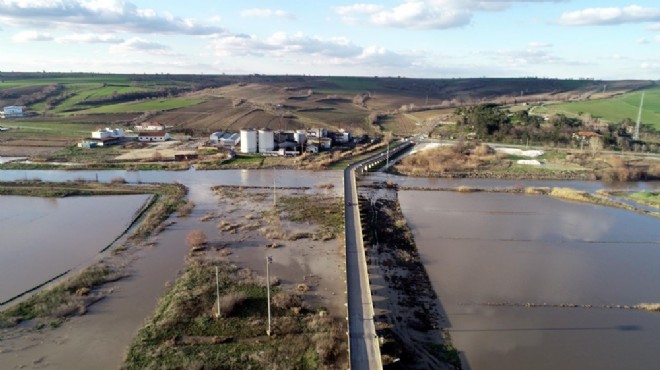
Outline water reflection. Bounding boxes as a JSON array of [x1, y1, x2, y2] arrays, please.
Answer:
[[399, 190, 660, 370], [0, 194, 151, 304]]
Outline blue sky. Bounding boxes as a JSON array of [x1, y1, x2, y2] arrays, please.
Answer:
[[1, 0, 659, 79]]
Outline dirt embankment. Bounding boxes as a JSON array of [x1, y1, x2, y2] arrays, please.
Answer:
[[359, 187, 460, 370]]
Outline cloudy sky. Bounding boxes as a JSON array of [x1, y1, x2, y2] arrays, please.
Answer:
[[1, 0, 659, 79]]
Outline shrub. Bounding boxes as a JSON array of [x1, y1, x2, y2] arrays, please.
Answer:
[[272, 292, 302, 310], [176, 200, 195, 217], [186, 229, 208, 250]]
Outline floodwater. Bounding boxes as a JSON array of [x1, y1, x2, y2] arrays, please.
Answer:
[[399, 190, 660, 370], [366, 172, 660, 192], [0, 194, 151, 304], [0, 169, 343, 370]]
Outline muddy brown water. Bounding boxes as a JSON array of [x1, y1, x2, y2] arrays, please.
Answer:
[[399, 190, 660, 370], [0, 194, 151, 304], [0, 169, 343, 370]]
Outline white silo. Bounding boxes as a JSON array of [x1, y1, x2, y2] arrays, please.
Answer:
[[294, 130, 307, 145], [258, 128, 275, 153], [240, 129, 257, 153]]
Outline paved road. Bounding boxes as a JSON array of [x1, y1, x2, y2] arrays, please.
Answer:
[[344, 162, 382, 370]]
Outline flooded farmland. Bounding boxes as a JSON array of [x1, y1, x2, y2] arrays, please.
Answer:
[[399, 190, 660, 370], [0, 194, 151, 304], [0, 169, 343, 370]]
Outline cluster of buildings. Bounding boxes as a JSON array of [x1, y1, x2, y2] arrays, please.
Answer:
[[1, 106, 25, 119], [209, 128, 352, 156], [78, 121, 170, 148]]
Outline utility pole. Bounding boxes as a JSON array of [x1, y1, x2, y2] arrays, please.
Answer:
[[266, 256, 273, 336], [386, 141, 390, 168], [215, 266, 221, 318], [272, 170, 276, 207]]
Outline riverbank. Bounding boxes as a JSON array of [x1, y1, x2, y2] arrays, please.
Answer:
[[392, 142, 660, 181], [365, 182, 660, 219], [358, 186, 459, 369]]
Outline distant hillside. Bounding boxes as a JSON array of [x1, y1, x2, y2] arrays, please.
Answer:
[[0, 72, 653, 135]]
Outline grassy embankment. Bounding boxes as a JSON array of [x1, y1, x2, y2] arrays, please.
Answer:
[[0, 180, 187, 327], [123, 257, 346, 369], [606, 190, 660, 210]]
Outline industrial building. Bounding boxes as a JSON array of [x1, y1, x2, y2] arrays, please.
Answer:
[[258, 129, 275, 153], [1, 106, 24, 118], [210, 131, 241, 147], [236, 127, 349, 155], [240, 129, 258, 153]]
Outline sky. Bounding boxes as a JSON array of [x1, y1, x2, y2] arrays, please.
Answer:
[[1, 0, 659, 79]]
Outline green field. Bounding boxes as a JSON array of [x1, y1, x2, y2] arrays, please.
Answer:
[[70, 97, 205, 114], [0, 74, 196, 115], [0, 121, 95, 137], [536, 85, 660, 129]]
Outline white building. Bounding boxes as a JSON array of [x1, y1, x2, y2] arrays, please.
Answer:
[[335, 129, 351, 144], [240, 129, 258, 153], [138, 131, 170, 142], [258, 129, 275, 153], [135, 121, 165, 131], [210, 131, 240, 147], [2, 106, 24, 118], [92, 128, 125, 139]]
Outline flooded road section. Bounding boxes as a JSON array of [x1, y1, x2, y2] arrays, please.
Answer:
[[0, 194, 151, 304], [399, 190, 660, 370]]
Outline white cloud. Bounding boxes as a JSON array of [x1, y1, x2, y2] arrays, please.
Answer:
[[640, 61, 660, 71], [240, 8, 295, 20], [335, 0, 563, 30], [488, 44, 588, 68], [12, 30, 52, 42], [210, 31, 414, 69], [0, 0, 224, 34], [527, 41, 552, 49], [57, 33, 124, 44], [637, 37, 649, 44], [558, 5, 660, 26], [110, 37, 178, 55], [648, 23, 660, 31]]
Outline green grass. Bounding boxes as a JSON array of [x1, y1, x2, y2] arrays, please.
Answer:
[[536, 85, 660, 129], [123, 257, 346, 369], [218, 154, 264, 168], [276, 195, 344, 237], [627, 191, 660, 208], [71, 97, 205, 114], [1, 121, 94, 136]]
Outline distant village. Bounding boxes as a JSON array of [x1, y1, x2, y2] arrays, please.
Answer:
[[76, 121, 357, 160]]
